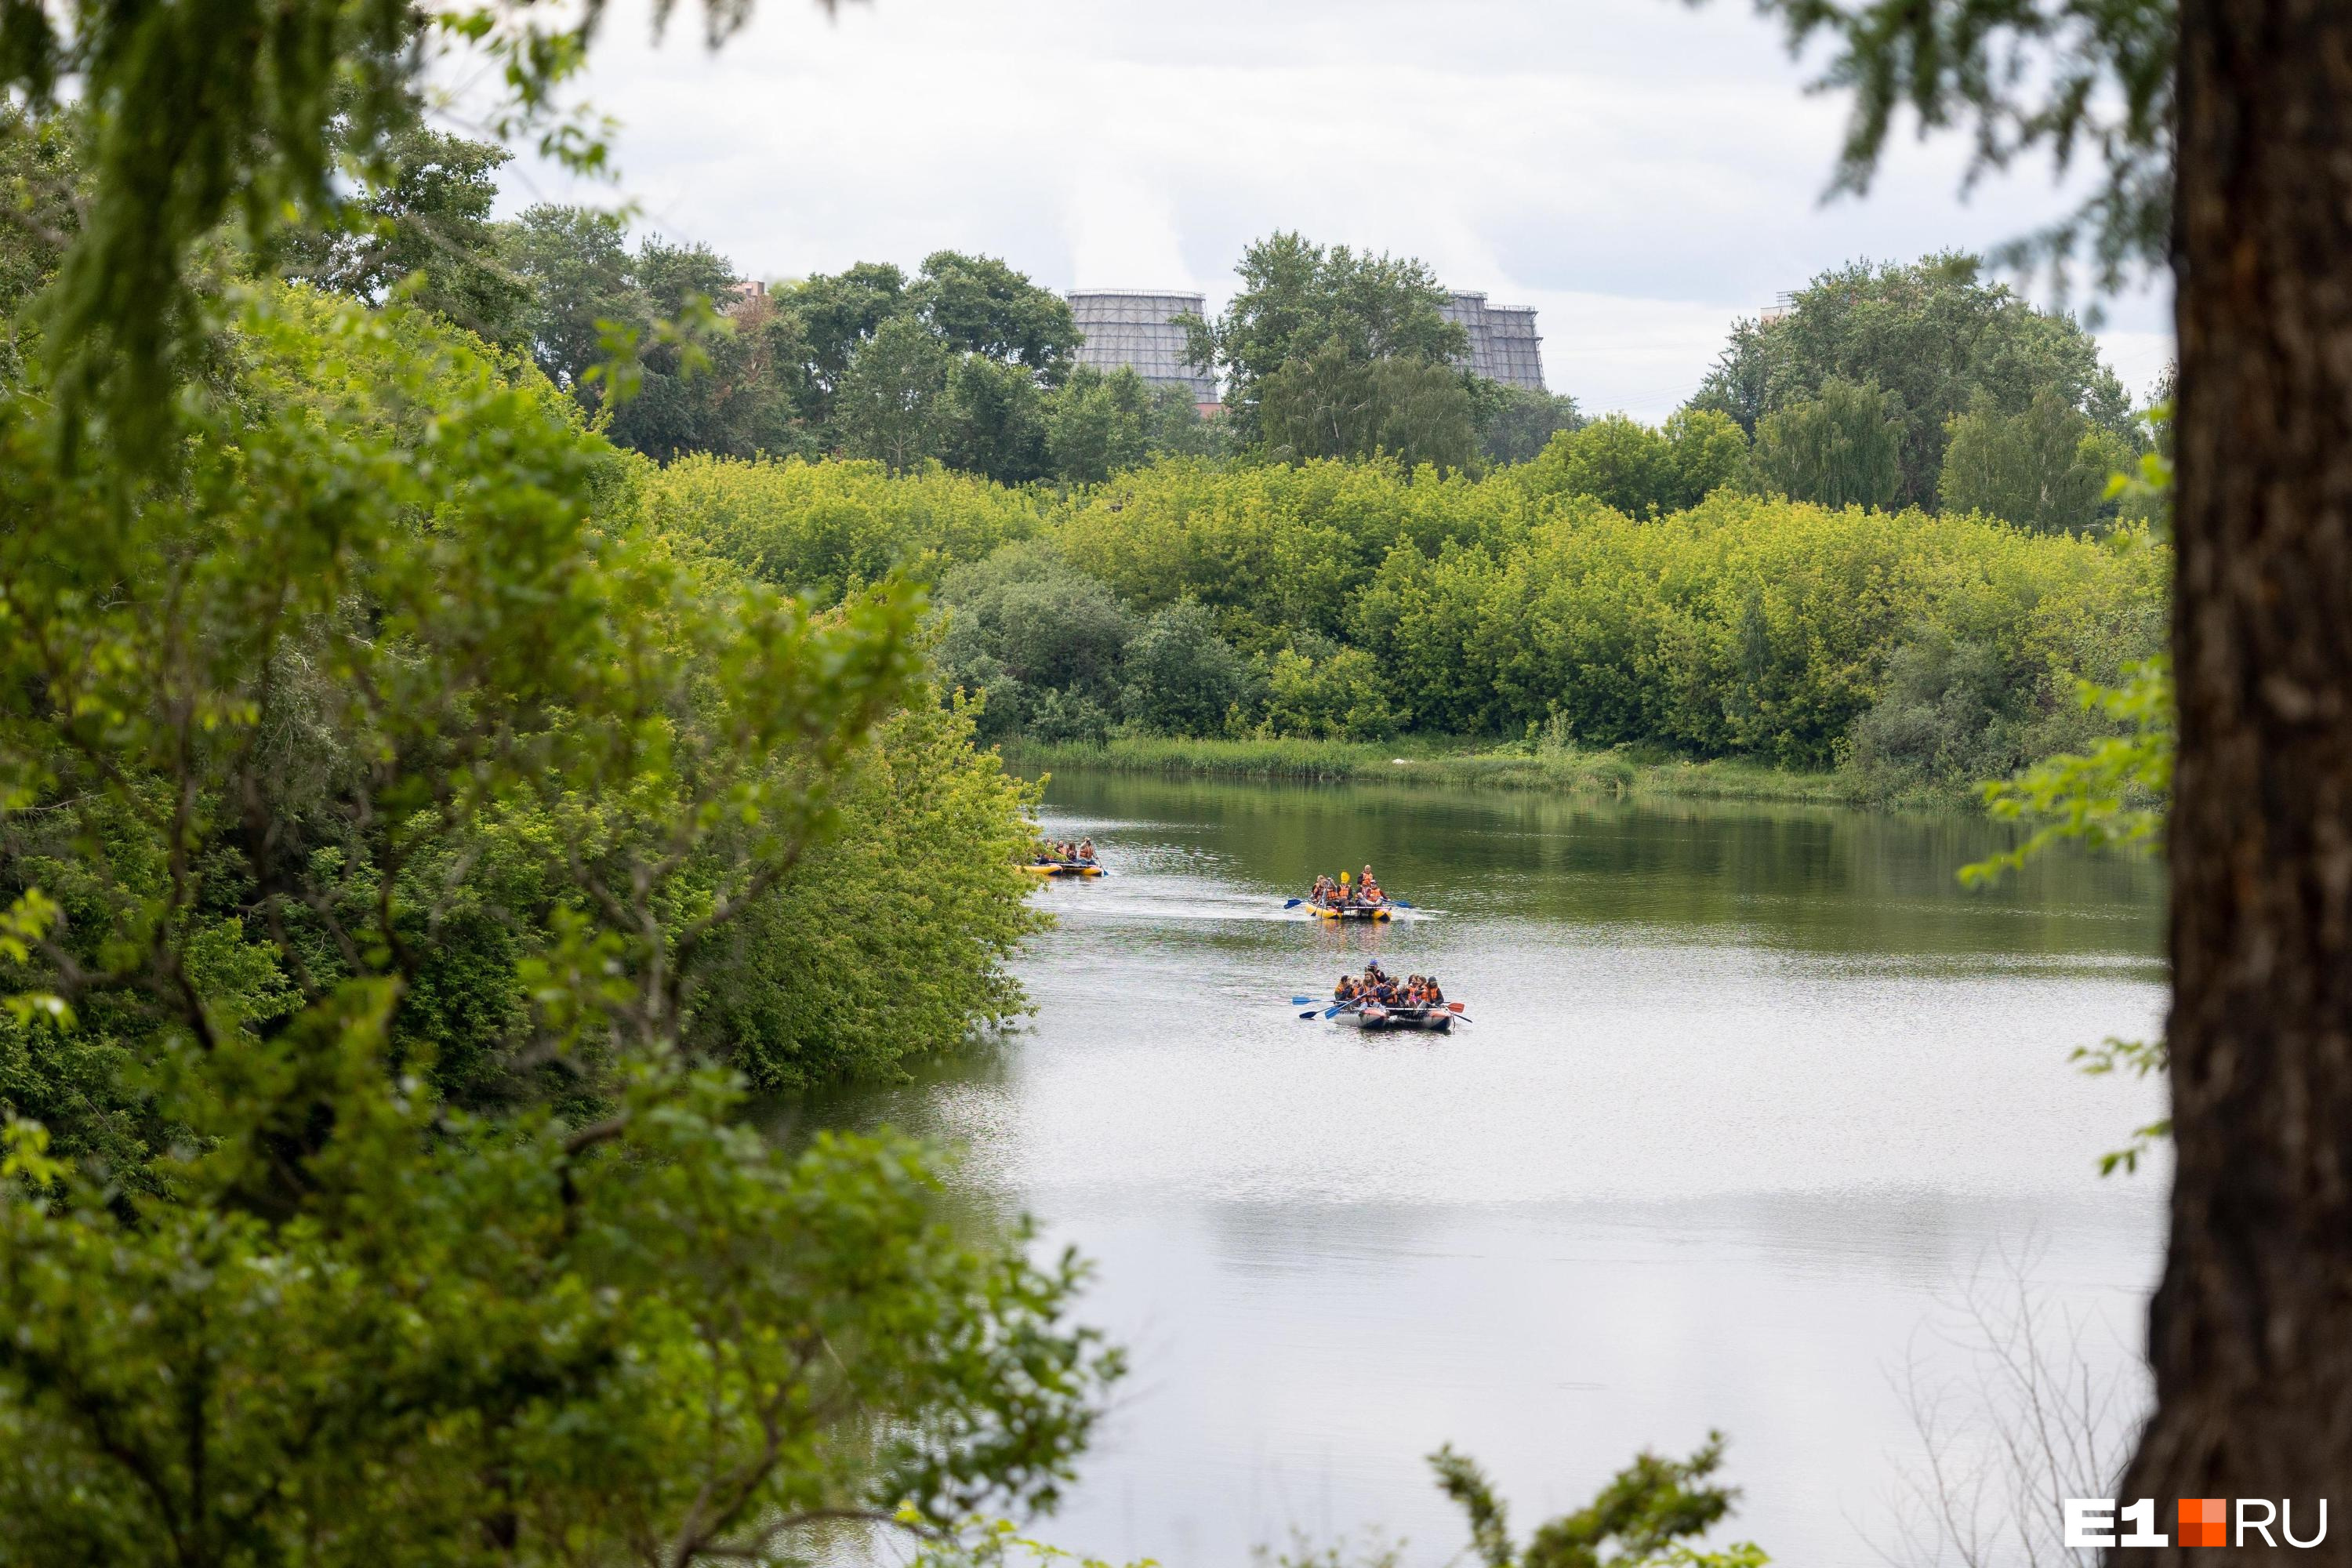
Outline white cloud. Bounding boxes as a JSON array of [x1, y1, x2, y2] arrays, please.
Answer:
[[475, 0, 2173, 422]]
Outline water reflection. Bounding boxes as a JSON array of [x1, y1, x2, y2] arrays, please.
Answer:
[[805, 773, 2167, 1568]]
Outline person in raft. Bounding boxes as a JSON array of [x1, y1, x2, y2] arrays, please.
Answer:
[[1077, 838, 1096, 862], [1359, 866, 1383, 906], [1315, 871, 1378, 909], [1331, 967, 1446, 1011]]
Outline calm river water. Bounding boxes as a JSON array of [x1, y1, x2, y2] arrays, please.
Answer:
[[817, 772, 2169, 1568]]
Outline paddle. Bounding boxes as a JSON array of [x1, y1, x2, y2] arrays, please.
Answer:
[[1283, 897, 1305, 909]]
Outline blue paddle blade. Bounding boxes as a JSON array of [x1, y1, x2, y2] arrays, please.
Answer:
[[1290, 996, 1317, 1006], [1390, 899, 1414, 909], [1282, 897, 1304, 909], [1298, 1009, 1320, 1019]]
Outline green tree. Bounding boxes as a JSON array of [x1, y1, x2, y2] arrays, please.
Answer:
[[1185, 232, 1469, 441], [777, 252, 1076, 461], [512, 203, 641, 398], [1524, 415, 1675, 514], [1044, 365, 1153, 484], [916, 249, 1082, 379], [506, 214, 813, 462], [1042, 370, 1232, 485], [0, 289, 1115, 1557], [838, 314, 953, 473], [1123, 601, 1246, 737], [686, 691, 1048, 1089], [1522, 410, 1748, 515], [1257, 341, 1478, 470], [1664, 408, 1751, 507], [942, 354, 1051, 485], [1846, 626, 2034, 793], [1145, 384, 1233, 459], [1751, 376, 1906, 509], [1938, 389, 2132, 532], [281, 122, 530, 353], [780, 259, 910, 419], [935, 543, 1135, 741], [1690, 253, 2133, 506], [1476, 386, 1585, 466], [1261, 644, 1396, 739]]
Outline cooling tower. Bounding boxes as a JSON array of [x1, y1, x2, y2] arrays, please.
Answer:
[[1066, 290, 1220, 405], [1443, 291, 1548, 391]]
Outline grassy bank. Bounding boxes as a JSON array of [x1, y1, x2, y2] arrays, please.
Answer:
[[1000, 735, 1859, 804]]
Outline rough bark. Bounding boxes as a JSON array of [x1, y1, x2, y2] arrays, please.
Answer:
[[2118, 0, 2352, 1555]]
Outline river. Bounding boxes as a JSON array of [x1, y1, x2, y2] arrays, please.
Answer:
[[817, 771, 2169, 1568]]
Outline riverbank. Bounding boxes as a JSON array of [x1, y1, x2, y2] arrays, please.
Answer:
[[1001, 735, 1861, 805]]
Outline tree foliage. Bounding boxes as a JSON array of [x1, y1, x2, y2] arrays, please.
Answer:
[[1751, 376, 1907, 510], [1743, 1, 2172, 296], [0, 289, 1112, 1556], [1430, 1435, 1765, 1568], [1183, 231, 1469, 444], [1690, 254, 2134, 507], [1523, 409, 1749, 515], [1258, 341, 1477, 470], [281, 119, 531, 352], [1938, 388, 2135, 532], [1122, 601, 1247, 739], [1476, 386, 1586, 466], [1042, 455, 2164, 764]]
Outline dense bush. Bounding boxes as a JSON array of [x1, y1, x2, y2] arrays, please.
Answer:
[[1058, 456, 1536, 650], [0, 289, 1109, 1557], [1051, 463, 2164, 769], [632, 442, 2165, 782], [637, 452, 1049, 605], [1520, 409, 1748, 516], [933, 542, 1134, 742], [1123, 601, 1250, 737], [687, 693, 1047, 1091]]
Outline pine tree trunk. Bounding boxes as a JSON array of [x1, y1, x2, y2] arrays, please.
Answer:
[[2119, 0, 2352, 1552]]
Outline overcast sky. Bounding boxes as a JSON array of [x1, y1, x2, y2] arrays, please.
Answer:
[[477, 0, 2175, 423]]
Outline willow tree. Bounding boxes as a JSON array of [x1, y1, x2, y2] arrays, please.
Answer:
[[1750, 0, 2352, 1533]]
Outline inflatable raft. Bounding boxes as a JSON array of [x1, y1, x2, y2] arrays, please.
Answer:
[[1024, 860, 1104, 877], [1334, 1004, 1454, 1033], [1308, 901, 1392, 921]]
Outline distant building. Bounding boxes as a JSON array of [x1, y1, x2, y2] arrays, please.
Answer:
[[1068, 284, 1548, 401], [1065, 290, 1220, 410], [1440, 292, 1546, 390]]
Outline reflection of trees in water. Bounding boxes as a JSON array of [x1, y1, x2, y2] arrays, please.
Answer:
[[1035, 771, 2164, 964], [758, 1036, 1025, 1239]]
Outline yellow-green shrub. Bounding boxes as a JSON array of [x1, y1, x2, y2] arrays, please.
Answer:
[[637, 452, 1050, 603]]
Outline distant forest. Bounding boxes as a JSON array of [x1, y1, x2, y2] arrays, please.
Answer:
[[269, 123, 2171, 799]]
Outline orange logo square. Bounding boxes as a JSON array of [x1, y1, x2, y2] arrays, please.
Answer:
[[2179, 1498, 2227, 1548]]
